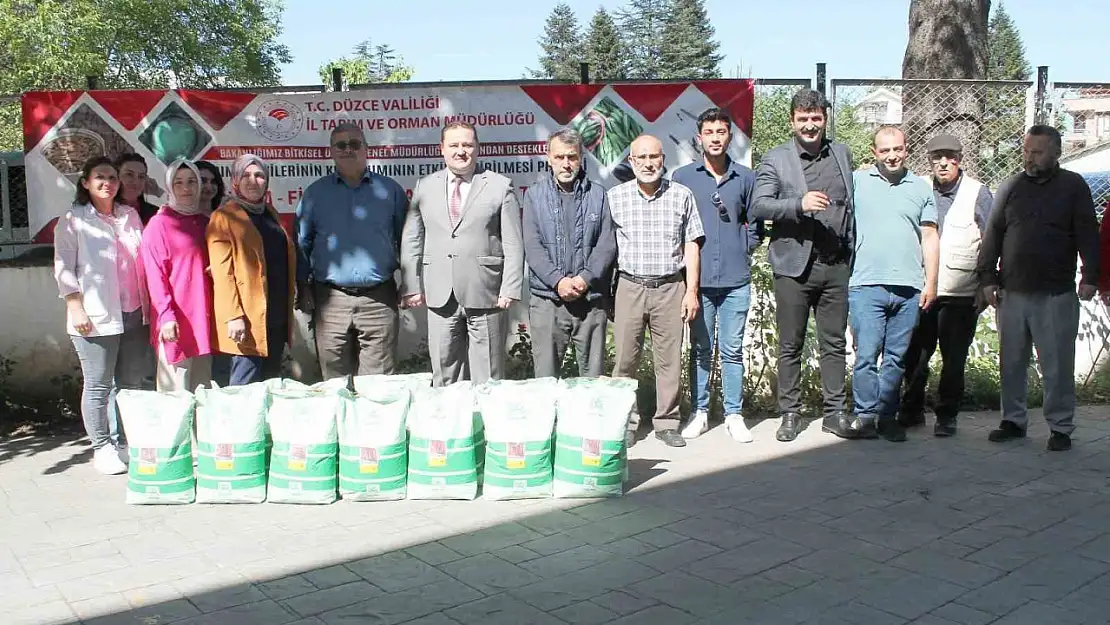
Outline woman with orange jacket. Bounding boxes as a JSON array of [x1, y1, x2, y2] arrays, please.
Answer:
[[206, 154, 296, 385]]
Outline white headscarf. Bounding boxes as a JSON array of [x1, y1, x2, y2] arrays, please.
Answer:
[[164, 159, 202, 216]]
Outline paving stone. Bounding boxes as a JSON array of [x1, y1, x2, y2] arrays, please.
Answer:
[[684, 536, 811, 584], [347, 551, 454, 593], [393, 615, 462, 625], [518, 545, 614, 578], [405, 542, 467, 566], [516, 510, 590, 535], [662, 515, 765, 550], [439, 553, 543, 594], [552, 601, 620, 624], [636, 538, 723, 572], [520, 533, 588, 557], [171, 599, 297, 625], [588, 589, 659, 615], [806, 600, 910, 625], [600, 537, 656, 557], [68, 593, 130, 621], [258, 575, 319, 601], [630, 570, 747, 618], [444, 593, 566, 625], [888, 548, 1005, 588], [82, 599, 202, 625], [281, 581, 382, 617], [929, 602, 997, 625], [6, 600, 77, 625], [562, 507, 688, 546], [491, 544, 540, 564], [300, 566, 362, 591], [606, 604, 697, 625], [508, 557, 659, 611], [988, 600, 1089, 625], [633, 527, 688, 548], [319, 578, 483, 625], [857, 572, 969, 620], [439, 523, 544, 557], [187, 580, 270, 613]]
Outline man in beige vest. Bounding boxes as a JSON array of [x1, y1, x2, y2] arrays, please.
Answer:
[[899, 134, 993, 437]]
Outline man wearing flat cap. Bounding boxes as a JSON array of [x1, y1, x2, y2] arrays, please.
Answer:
[[899, 134, 993, 437]]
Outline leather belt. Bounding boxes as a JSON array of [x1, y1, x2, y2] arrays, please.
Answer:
[[619, 271, 683, 288], [323, 279, 394, 297]]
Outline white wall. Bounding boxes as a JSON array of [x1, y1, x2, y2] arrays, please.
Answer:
[[1064, 149, 1110, 174], [0, 263, 530, 391]]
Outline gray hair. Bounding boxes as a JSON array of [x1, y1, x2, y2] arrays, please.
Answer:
[[330, 121, 365, 143], [548, 128, 583, 154]]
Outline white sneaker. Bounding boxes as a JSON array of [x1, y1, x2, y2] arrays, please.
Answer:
[[93, 445, 128, 475], [725, 414, 754, 443], [681, 411, 709, 439]]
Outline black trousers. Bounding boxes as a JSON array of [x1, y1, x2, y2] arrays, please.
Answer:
[[901, 296, 979, 421], [773, 260, 850, 417]]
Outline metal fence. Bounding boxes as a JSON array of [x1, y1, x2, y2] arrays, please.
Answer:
[[1049, 81, 1110, 217], [830, 78, 1034, 188]]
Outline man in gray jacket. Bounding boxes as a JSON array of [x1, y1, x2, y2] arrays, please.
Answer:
[[750, 88, 859, 442], [400, 121, 525, 386], [523, 129, 617, 378]]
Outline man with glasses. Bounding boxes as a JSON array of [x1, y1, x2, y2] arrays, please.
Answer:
[[750, 88, 858, 442], [899, 134, 993, 437], [295, 122, 408, 378], [609, 134, 705, 448], [672, 108, 763, 442]]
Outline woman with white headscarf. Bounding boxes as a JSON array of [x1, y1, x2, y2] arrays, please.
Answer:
[[206, 154, 295, 386], [140, 159, 215, 392]]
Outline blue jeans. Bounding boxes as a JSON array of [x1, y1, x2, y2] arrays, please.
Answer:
[[849, 285, 921, 421], [690, 285, 751, 415]]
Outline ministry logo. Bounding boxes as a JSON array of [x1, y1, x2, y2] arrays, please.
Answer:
[[253, 98, 304, 142]]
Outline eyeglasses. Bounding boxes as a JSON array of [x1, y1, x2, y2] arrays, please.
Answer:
[[332, 140, 364, 152], [712, 192, 730, 222]]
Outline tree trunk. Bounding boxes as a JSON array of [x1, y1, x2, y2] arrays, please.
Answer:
[[901, 0, 991, 178]]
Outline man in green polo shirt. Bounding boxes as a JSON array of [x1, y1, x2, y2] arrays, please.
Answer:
[[849, 126, 940, 442]]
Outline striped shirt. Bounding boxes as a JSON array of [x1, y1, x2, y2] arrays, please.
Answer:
[[607, 178, 705, 278]]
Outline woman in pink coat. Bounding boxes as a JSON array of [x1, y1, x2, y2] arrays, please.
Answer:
[[140, 159, 215, 392]]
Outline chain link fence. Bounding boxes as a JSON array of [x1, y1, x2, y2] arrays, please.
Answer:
[[1050, 82, 1110, 220], [831, 79, 1034, 188]]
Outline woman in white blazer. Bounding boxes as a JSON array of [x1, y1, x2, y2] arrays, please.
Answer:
[[53, 156, 152, 475]]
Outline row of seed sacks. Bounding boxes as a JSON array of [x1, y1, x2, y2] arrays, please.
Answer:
[[116, 374, 638, 505]]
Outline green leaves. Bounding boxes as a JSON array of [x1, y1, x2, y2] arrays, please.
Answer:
[[318, 39, 414, 88], [529, 3, 584, 81], [0, 0, 292, 151]]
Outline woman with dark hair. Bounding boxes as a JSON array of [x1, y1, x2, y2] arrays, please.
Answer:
[[206, 154, 295, 385], [54, 156, 150, 475], [114, 153, 160, 225], [141, 159, 215, 392], [195, 160, 225, 216]]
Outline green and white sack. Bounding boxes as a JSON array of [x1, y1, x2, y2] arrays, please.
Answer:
[[267, 387, 340, 504], [336, 383, 411, 502], [193, 382, 270, 503], [475, 378, 559, 500], [318, 373, 432, 394], [407, 382, 480, 500], [117, 390, 196, 505], [554, 377, 637, 498]]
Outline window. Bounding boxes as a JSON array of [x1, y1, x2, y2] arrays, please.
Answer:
[[1074, 113, 1088, 133]]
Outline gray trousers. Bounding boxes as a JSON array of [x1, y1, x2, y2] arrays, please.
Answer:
[[528, 295, 608, 378], [998, 290, 1080, 435], [313, 283, 399, 380], [71, 310, 151, 449], [428, 294, 507, 387], [613, 276, 686, 432]]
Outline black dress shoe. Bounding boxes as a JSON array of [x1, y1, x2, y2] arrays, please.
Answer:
[[897, 410, 926, 428], [988, 420, 1026, 442], [776, 413, 802, 442], [877, 419, 907, 442], [934, 419, 957, 437], [654, 430, 686, 447], [1047, 431, 1072, 451], [821, 412, 861, 440]]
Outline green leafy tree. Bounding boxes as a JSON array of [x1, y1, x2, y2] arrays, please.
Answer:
[[659, 0, 722, 79], [616, 0, 669, 80], [584, 7, 627, 81], [318, 39, 414, 89], [751, 87, 794, 164], [980, 1, 1031, 185], [0, 0, 292, 151], [529, 3, 583, 81]]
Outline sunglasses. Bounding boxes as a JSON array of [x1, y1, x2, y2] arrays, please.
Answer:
[[712, 192, 730, 222], [332, 140, 365, 152]]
